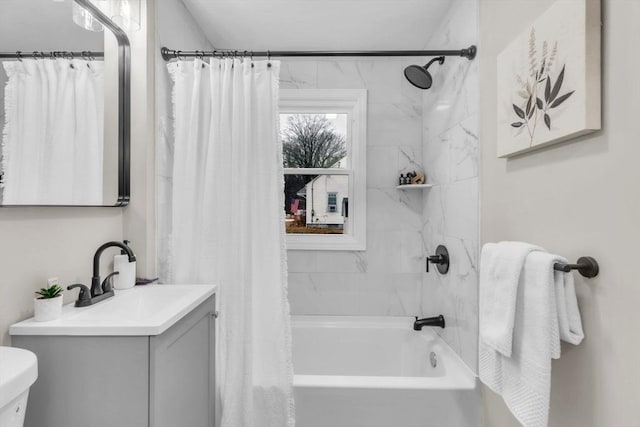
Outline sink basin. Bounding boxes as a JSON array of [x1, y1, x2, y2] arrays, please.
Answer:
[[10, 284, 216, 336], [66, 285, 198, 322]]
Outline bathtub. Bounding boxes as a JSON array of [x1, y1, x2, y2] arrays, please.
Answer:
[[292, 316, 480, 427]]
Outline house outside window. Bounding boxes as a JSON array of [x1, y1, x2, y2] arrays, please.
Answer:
[[280, 89, 367, 250], [327, 192, 338, 213]]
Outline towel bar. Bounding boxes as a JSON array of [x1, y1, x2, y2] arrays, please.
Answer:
[[553, 256, 599, 278]]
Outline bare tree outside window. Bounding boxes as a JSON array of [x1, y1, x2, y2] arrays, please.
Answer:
[[282, 114, 348, 234], [282, 114, 347, 169]]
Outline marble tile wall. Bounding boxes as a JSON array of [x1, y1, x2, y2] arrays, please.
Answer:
[[420, 0, 480, 372], [283, 59, 427, 316]]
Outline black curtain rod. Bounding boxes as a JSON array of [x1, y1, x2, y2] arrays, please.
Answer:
[[0, 51, 104, 60], [161, 45, 477, 61]]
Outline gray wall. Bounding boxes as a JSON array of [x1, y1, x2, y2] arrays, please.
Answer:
[[123, 0, 158, 277], [480, 0, 640, 426], [0, 209, 123, 345]]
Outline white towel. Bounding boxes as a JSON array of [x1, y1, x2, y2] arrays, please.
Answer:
[[554, 262, 584, 345], [479, 241, 544, 356], [479, 251, 584, 427]]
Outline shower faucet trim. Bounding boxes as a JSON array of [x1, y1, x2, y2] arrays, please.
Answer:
[[413, 315, 446, 330]]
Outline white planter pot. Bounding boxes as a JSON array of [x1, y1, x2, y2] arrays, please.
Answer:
[[34, 296, 63, 322]]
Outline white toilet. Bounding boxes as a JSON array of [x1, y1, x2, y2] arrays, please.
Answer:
[[0, 347, 38, 427]]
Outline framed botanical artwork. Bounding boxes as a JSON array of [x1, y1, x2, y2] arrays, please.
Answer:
[[497, 0, 601, 157]]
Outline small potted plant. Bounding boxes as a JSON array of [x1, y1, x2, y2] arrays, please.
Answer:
[[34, 283, 64, 322]]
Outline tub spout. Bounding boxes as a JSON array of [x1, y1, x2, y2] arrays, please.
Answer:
[[413, 315, 445, 330]]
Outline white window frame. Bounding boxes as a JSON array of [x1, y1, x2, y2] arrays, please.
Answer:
[[280, 89, 367, 251]]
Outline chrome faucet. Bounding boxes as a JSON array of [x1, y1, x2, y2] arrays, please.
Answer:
[[67, 241, 136, 307], [413, 315, 445, 330]]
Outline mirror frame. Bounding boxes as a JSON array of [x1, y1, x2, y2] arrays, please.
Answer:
[[1, 0, 131, 207], [73, 0, 131, 207]]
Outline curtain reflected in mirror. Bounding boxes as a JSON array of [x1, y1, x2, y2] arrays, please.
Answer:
[[0, 0, 120, 206], [2, 59, 104, 204]]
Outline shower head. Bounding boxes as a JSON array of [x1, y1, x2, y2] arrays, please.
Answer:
[[404, 56, 445, 89]]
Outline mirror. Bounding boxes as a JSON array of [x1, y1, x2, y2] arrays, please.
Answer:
[[0, 0, 130, 206]]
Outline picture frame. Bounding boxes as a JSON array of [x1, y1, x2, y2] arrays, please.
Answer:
[[497, 0, 601, 157]]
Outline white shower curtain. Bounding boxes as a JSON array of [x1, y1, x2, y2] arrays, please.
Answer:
[[1, 59, 104, 205], [168, 58, 295, 427]]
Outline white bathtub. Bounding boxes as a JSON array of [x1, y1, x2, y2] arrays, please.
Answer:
[[292, 316, 480, 427]]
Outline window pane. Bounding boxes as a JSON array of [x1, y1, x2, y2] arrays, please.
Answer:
[[280, 113, 348, 168], [284, 174, 349, 235], [327, 192, 338, 212]]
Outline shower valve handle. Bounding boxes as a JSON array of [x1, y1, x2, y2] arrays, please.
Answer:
[[426, 245, 450, 274], [426, 255, 444, 271]]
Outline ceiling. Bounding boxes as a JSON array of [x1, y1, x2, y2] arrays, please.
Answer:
[[0, 0, 103, 52], [181, 0, 454, 51]]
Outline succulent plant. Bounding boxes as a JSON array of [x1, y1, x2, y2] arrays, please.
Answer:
[[35, 284, 63, 299]]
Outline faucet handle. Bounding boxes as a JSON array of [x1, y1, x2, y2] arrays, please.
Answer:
[[426, 245, 450, 274], [101, 271, 119, 293], [67, 284, 91, 305]]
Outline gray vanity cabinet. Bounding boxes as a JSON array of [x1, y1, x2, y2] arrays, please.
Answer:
[[12, 296, 216, 427], [149, 297, 216, 427]]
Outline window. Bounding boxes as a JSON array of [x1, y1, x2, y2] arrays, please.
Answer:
[[280, 89, 367, 250], [327, 192, 338, 213]]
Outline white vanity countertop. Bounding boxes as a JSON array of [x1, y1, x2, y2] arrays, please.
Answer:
[[10, 284, 217, 337]]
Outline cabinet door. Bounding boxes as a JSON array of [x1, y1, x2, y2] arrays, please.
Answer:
[[13, 335, 149, 427], [149, 296, 215, 427]]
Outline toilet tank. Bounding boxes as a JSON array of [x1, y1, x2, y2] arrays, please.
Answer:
[[0, 347, 38, 427]]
